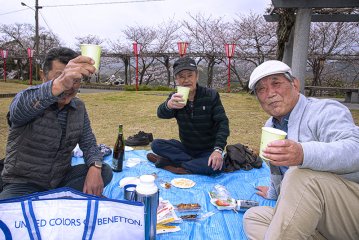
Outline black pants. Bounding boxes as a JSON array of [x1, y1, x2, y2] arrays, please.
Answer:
[[0, 163, 113, 200]]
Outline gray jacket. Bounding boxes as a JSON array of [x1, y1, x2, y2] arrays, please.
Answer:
[[266, 94, 359, 199]]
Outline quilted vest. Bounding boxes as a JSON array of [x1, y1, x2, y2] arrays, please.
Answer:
[[2, 98, 85, 189]]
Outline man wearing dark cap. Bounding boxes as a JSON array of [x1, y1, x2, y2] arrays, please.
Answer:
[[147, 57, 230, 175]]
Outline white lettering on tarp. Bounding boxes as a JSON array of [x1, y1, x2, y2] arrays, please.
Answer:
[[14, 215, 141, 229]]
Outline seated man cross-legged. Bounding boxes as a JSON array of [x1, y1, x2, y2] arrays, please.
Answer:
[[0, 47, 113, 200], [147, 57, 230, 175]]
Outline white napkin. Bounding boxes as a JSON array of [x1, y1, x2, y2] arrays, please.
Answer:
[[72, 144, 83, 157], [126, 158, 141, 167]]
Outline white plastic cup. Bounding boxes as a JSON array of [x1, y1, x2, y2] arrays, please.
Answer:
[[177, 86, 190, 104], [259, 127, 287, 160], [80, 44, 102, 71]]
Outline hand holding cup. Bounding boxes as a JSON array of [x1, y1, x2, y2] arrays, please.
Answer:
[[167, 93, 187, 109], [52, 56, 96, 96]]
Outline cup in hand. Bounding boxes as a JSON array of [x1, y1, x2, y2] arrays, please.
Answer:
[[80, 44, 102, 72], [177, 86, 190, 104], [124, 184, 137, 201], [259, 127, 287, 161]]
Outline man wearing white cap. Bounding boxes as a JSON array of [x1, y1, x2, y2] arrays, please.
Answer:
[[243, 60, 359, 239]]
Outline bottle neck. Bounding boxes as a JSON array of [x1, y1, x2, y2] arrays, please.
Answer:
[[118, 125, 123, 133]]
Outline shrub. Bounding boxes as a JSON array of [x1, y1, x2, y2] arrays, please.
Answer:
[[124, 85, 173, 91]]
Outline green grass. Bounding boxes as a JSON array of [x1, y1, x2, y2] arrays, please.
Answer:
[[1, 81, 358, 160]]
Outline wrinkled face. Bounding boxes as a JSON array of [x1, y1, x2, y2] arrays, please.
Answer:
[[255, 74, 300, 120], [175, 70, 198, 93], [42, 60, 80, 106]]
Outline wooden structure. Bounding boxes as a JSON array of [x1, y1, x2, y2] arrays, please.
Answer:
[[264, 0, 359, 93]]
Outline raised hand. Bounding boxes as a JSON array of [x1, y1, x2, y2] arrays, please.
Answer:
[[52, 56, 96, 96]]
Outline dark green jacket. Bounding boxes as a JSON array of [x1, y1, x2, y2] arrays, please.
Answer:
[[157, 85, 229, 151]]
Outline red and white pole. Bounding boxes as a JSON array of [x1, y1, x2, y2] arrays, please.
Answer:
[[225, 43, 236, 93], [1, 49, 8, 82], [133, 42, 141, 91]]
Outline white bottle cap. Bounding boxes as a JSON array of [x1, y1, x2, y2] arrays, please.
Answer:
[[136, 175, 158, 195]]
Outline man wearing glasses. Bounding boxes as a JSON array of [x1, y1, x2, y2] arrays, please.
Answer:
[[147, 57, 230, 175]]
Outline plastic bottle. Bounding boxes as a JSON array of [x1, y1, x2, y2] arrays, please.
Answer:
[[135, 175, 159, 240], [112, 124, 125, 172]]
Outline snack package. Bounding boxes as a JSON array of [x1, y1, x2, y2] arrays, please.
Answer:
[[209, 185, 236, 210], [157, 224, 181, 234], [157, 199, 182, 225], [175, 203, 201, 212], [179, 211, 218, 222]]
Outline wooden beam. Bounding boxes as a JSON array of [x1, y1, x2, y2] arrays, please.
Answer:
[[272, 0, 359, 8], [264, 14, 359, 22]]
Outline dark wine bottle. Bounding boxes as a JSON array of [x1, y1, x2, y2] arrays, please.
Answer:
[[112, 124, 125, 172]]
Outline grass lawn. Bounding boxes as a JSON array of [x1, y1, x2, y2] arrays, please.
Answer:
[[1, 81, 358, 159]]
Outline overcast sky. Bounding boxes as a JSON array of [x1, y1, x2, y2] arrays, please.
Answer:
[[1, 0, 272, 48]]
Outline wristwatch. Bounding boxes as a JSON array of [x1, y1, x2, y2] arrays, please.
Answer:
[[214, 147, 223, 154], [90, 161, 103, 169]]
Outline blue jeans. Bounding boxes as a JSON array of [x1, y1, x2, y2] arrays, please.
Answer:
[[151, 139, 222, 175], [0, 163, 113, 200]]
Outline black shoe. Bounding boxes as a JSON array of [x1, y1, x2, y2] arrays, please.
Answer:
[[125, 131, 153, 146], [137, 131, 153, 142]]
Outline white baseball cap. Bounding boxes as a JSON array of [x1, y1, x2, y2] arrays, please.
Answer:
[[249, 60, 292, 90]]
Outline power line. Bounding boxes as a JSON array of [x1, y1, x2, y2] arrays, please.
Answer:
[[39, 11, 54, 34], [0, 9, 28, 16], [0, 0, 165, 16], [42, 0, 165, 8]]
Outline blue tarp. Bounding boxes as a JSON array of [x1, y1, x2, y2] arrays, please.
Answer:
[[72, 150, 276, 240]]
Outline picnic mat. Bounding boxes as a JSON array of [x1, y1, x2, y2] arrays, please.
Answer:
[[72, 150, 276, 240]]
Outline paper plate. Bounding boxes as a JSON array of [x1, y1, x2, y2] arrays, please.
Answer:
[[119, 177, 140, 188], [171, 178, 196, 189], [125, 146, 134, 151]]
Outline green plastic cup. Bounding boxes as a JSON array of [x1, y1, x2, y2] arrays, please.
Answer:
[[259, 127, 287, 160], [80, 44, 102, 72], [177, 86, 190, 104]]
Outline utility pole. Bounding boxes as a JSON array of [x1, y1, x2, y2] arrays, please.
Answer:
[[35, 0, 40, 56], [21, 1, 42, 81], [35, 0, 42, 82]]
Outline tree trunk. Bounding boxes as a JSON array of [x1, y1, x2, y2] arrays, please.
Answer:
[[206, 56, 216, 88], [276, 9, 296, 61], [164, 56, 171, 87]]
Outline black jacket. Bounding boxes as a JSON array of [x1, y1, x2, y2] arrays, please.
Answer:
[[157, 85, 230, 151]]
